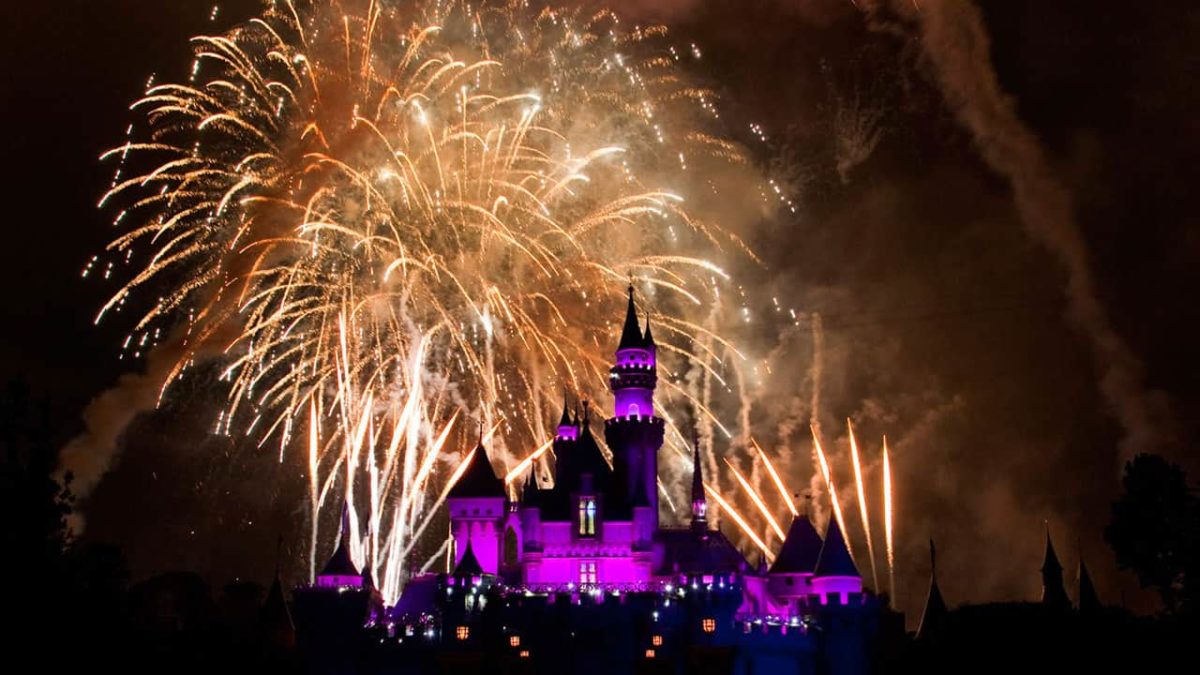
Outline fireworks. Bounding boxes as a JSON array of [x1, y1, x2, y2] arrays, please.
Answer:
[[95, 0, 748, 602], [883, 435, 896, 605], [848, 419, 879, 592]]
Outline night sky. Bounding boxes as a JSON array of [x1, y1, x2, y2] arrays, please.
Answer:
[[3, 0, 1197, 621]]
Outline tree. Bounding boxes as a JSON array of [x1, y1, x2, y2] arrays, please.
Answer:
[[1105, 454, 1200, 614]]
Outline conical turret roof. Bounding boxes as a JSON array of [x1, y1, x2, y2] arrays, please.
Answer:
[[814, 516, 859, 578], [1078, 552, 1101, 612], [769, 515, 823, 574], [617, 285, 646, 350], [453, 540, 484, 577], [320, 502, 361, 577], [448, 437, 505, 498]]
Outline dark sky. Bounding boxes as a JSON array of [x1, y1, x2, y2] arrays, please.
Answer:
[[3, 0, 1197, 619]]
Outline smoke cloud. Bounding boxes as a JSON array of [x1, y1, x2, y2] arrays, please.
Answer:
[[861, 0, 1173, 460]]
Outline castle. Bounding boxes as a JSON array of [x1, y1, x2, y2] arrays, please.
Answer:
[[293, 289, 879, 674]]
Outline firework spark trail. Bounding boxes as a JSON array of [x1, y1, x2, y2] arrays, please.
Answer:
[[847, 419, 879, 592], [753, 438, 798, 517], [811, 424, 853, 558], [724, 457, 786, 542], [883, 435, 895, 607], [83, 0, 753, 602], [705, 483, 774, 563]]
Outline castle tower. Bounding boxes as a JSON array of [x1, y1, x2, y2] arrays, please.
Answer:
[[811, 516, 863, 604], [604, 286, 665, 524], [316, 502, 364, 588], [447, 437, 507, 575], [690, 438, 708, 532]]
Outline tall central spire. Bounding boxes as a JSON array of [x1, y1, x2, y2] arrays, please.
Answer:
[[618, 284, 646, 350]]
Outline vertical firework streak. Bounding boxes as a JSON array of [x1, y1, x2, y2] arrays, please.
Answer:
[[811, 424, 853, 558], [88, 0, 756, 602], [754, 438, 798, 518], [847, 419, 879, 591], [883, 435, 895, 606]]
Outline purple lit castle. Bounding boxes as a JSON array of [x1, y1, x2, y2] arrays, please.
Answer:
[[295, 289, 878, 674]]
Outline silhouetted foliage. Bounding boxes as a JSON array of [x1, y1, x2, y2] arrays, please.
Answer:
[[1106, 453, 1200, 615]]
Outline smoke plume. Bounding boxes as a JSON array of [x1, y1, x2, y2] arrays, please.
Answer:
[[861, 0, 1173, 460]]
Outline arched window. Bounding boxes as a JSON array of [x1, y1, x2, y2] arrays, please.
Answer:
[[503, 527, 519, 566], [628, 404, 640, 417], [578, 497, 596, 536]]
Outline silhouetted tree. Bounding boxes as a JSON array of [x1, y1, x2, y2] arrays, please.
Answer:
[[1105, 454, 1200, 615]]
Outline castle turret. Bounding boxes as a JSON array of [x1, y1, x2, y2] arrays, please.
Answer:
[[447, 437, 507, 575], [317, 503, 364, 588], [604, 286, 665, 524], [768, 513, 823, 607], [1040, 526, 1070, 610], [811, 516, 863, 604]]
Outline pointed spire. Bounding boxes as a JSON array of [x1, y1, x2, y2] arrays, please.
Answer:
[[558, 394, 573, 428], [1078, 550, 1102, 612], [448, 437, 505, 498], [453, 539, 484, 577], [617, 284, 646, 350], [916, 538, 948, 641], [814, 516, 859, 578], [691, 437, 708, 530], [319, 501, 361, 578], [769, 514, 823, 574], [1041, 524, 1070, 609], [642, 310, 655, 347]]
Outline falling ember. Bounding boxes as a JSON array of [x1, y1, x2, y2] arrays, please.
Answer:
[[504, 439, 556, 485], [753, 438, 798, 518], [847, 419, 880, 592], [724, 458, 787, 542], [811, 424, 854, 558], [883, 436, 896, 607], [705, 483, 775, 563]]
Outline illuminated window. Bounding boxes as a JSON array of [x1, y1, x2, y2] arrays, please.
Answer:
[[456, 626, 470, 640], [519, 650, 531, 659], [578, 497, 596, 536], [579, 561, 597, 585], [652, 635, 663, 646], [509, 635, 521, 647], [701, 618, 716, 633], [645, 649, 656, 659]]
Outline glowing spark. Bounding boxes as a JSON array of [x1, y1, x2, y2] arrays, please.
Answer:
[[724, 458, 786, 542], [705, 483, 774, 563], [848, 419, 879, 592], [753, 438, 797, 517], [883, 435, 896, 607], [811, 424, 853, 559]]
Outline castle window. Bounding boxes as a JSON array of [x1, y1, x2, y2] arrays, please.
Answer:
[[519, 650, 531, 659], [652, 635, 663, 647], [645, 649, 656, 659], [628, 404, 640, 417], [578, 497, 596, 536], [456, 626, 470, 640], [579, 561, 597, 585], [701, 618, 716, 633], [509, 635, 521, 647]]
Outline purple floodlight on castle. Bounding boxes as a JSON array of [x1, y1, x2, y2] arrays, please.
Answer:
[[379, 284, 864, 616]]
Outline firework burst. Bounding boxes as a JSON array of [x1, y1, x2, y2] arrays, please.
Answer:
[[91, 0, 751, 601]]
